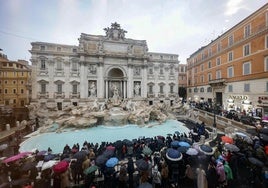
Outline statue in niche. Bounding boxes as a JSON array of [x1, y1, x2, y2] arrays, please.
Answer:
[[112, 84, 120, 98], [134, 82, 141, 96], [89, 81, 96, 97]]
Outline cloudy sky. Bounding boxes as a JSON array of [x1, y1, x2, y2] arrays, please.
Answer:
[[0, 0, 267, 64]]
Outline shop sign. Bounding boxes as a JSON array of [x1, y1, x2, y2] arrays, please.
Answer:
[[228, 95, 248, 100]]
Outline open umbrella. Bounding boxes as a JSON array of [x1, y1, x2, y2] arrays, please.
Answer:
[[105, 157, 119, 168], [235, 132, 247, 138], [171, 140, 180, 148], [248, 157, 264, 167], [53, 161, 69, 173], [84, 165, 98, 175], [221, 136, 234, 144], [166, 148, 183, 161], [224, 144, 240, 152], [106, 145, 115, 151], [3, 152, 31, 164], [73, 150, 87, 162], [102, 149, 114, 158], [95, 155, 108, 166], [41, 160, 58, 171], [259, 133, 268, 142], [136, 159, 149, 171], [44, 154, 57, 162], [0, 144, 8, 151], [123, 139, 133, 146], [37, 150, 47, 156], [22, 161, 37, 171], [177, 146, 188, 153], [199, 145, 214, 155], [186, 148, 199, 156], [178, 141, 191, 147], [142, 146, 152, 156]]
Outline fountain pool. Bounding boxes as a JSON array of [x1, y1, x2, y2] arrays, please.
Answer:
[[20, 120, 189, 153]]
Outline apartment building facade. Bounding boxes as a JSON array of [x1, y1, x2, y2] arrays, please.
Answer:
[[178, 64, 187, 100], [187, 3, 268, 118]]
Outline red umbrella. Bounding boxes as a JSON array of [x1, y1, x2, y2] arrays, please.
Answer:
[[3, 152, 32, 164], [221, 136, 233, 144], [53, 161, 69, 173]]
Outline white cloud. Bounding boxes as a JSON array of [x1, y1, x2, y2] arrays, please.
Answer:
[[225, 0, 244, 16]]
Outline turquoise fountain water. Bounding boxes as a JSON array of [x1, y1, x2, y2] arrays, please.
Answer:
[[20, 120, 189, 153]]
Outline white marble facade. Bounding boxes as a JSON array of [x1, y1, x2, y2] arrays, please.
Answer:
[[30, 22, 179, 108]]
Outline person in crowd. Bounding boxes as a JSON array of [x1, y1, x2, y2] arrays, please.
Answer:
[[216, 161, 226, 187], [196, 165, 208, 188], [160, 161, 169, 188], [207, 162, 218, 188], [127, 157, 135, 188], [151, 164, 161, 188], [118, 164, 128, 188], [184, 164, 195, 187]]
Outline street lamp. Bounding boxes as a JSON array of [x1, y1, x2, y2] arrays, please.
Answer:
[[213, 99, 217, 128]]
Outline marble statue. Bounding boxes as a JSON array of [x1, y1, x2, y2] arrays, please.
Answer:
[[89, 82, 96, 97], [134, 82, 140, 96]]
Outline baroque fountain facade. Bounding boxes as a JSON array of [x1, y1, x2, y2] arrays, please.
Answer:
[[27, 23, 186, 131]]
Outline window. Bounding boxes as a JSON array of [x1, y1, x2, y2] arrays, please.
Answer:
[[266, 12, 268, 26], [266, 82, 268, 92], [170, 85, 174, 93], [243, 44, 250, 56], [216, 70, 221, 79], [149, 68, 153, 74], [216, 57, 221, 66], [57, 47, 61, 52], [266, 35, 268, 49], [208, 48, 212, 57], [189, 88, 192, 93], [244, 83, 250, 92], [207, 87, 212, 92], [21, 81, 24, 84], [265, 56, 268, 71], [41, 83, 46, 93], [194, 88, 198, 93], [13, 99, 16, 104], [228, 35, 234, 46], [5, 80, 8, 84], [244, 24, 251, 38], [201, 75, 204, 83], [208, 61, 212, 68], [227, 66, 234, 78], [72, 62, 78, 71], [21, 89, 24, 94], [200, 88, 204, 92], [160, 55, 163, 59], [149, 85, 153, 93], [0, 89, 1, 93], [4, 89, 8, 94], [21, 100, 25, 107], [5, 100, 9, 105], [57, 84, 62, 93], [243, 62, 251, 75], [228, 85, 233, 92], [21, 72, 24, 76], [13, 89, 16, 94], [56, 60, 62, 70], [40, 45, 45, 50], [201, 64, 204, 71], [160, 85, 164, 93], [228, 51, 233, 61], [72, 85, 78, 94], [208, 73, 212, 81], [194, 67, 197, 73], [217, 42, 221, 52], [13, 80, 16, 84], [73, 48, 77, 53], [160, 69, 163, 74], [41, 59, 46, 70]]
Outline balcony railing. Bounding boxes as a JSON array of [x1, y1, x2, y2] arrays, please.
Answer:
[[158, 93, 165, 98], [70, 92, 80, 98], [37, 92, 49, 99], [208, 78, 226, 85], [168, 92, 177, 98], [147, 93, 155, 98], [54, 92, 65, 98]]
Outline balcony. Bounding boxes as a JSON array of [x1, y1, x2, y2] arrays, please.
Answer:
[[168, 92, 177, 98], [37, 92, 49, 99], [158, 93, 165, 98], [39, 68, 48, 76], [70, 92, 80, 98], [209, 78, 226, 87], [54, 92, 65, 99], [147, 93, 155, 98]]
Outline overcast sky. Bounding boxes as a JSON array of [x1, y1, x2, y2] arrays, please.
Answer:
[[0, 0, 267, 64]]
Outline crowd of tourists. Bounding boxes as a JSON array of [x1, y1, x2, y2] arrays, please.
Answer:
[[0, 121, 268, 188]]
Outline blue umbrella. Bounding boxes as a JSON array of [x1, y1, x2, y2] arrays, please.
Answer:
[[105, 157, 119, 167], [171, 140, 180, 148], [44, 154, 57, 162], [178, 141, 191, 147], [199, 145, 214, 155], [166, 148, 182, 161]]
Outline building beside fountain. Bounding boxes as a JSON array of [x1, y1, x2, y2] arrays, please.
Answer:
[[29, 22, 179, 109]]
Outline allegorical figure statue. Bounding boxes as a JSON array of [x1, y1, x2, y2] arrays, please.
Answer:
[[89, 82, 96, 97], [112, 84, 119, 98], [134, 82, 140, 96]]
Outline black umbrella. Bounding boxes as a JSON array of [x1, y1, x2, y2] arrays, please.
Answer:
[[248, 157, 264, 167], [177, 146, 188, 153], [102, 149, 114, 158], [199, 145, 214, 155], [114, 140, 123, 149], [259, 127, 268, 134], [136, 159, 149, 171], [259, 133, 268, 142], [123, 139, 133, 146], [22, 161, 37, 171], [73, 150, 87, 162], [95, 155, 108, 166]]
